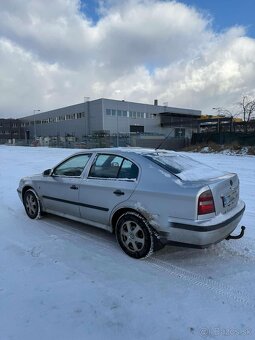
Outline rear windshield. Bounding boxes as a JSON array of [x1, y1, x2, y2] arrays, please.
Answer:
[[144, 152, 225, 181]]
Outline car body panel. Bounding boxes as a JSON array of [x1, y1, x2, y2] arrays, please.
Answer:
[[17, 147, 245, 248], [37, 176, 81, 217], [79, 177, 138, 225], [161, 200, 245, 246]]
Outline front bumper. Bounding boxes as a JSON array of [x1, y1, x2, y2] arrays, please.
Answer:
[[159, 201, 245, 247]]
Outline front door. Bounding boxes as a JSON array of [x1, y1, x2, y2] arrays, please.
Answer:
[[39, 153, 92, 218]]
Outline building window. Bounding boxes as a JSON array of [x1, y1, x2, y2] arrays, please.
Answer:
[[130, 111, 136, 118], [174, 128, 185, 138], [146, 113, 156, 119], [105, 109, 129, 117], [130, 125, 144, 133]]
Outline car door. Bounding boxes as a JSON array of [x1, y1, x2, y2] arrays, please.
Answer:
[[78, 154, 139, 226], [39, 153, 92, 217]]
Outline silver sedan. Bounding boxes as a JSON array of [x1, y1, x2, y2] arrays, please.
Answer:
[[17, 148, 245, 259]]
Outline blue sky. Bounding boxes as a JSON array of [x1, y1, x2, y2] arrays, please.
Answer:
[[181, 0, 255, 37], [81, 0, 255, 37], [1, 0, 255, 117]]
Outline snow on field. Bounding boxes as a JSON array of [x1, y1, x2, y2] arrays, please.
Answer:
[[0, 146, 255, 340]]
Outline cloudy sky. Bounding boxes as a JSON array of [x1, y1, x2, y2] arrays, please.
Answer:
[[1, 0, 255, 118]]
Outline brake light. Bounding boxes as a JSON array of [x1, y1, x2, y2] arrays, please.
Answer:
[[198, 190, 215, 215]]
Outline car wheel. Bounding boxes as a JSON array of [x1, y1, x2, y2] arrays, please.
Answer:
[[116, 212, 161, 259], [23, 189, 41, 219]]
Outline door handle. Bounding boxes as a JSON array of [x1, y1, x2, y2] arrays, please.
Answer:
[[113, 190, 125, 196], [70, 185, 79, 190]]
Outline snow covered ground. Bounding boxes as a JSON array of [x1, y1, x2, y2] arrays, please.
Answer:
[[0, 146, 254, 340]]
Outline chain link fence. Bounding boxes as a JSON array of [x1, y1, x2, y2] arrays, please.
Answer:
[[0, 134, 190, 151]]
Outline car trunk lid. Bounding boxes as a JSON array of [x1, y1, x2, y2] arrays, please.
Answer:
[[208, 173, 239, 215]]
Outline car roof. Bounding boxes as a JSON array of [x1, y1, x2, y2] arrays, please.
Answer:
[[72, 147, 177, 157]]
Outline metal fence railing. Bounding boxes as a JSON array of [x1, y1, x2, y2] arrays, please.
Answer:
[[0, 134, 190, 151]]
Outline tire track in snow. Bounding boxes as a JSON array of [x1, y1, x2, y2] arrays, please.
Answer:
[[39, 218, 117, 251], [13, 211, 255, 309], [146, 257, 255, 309]]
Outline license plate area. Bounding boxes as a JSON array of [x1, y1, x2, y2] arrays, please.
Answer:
[[222, 189, 238, 208]]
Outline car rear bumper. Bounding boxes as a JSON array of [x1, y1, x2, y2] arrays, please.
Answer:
[[159, 200, 245, 247]]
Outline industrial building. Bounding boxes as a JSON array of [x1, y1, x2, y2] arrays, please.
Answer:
[[0, 118, 25, 142], [21, 98, 201, 145]]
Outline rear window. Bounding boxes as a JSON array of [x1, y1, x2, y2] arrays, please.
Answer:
[[144, 152, 225, 181]]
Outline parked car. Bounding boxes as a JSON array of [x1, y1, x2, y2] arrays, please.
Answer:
[[17, 148, 245, 259]]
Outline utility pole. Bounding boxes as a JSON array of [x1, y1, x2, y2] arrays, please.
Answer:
[[33, 109, 40, 140]]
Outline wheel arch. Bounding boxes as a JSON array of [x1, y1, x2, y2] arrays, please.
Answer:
[[111, 208, 147, 234], [22, 185, 34, 200], [22, 186, 44, 211]]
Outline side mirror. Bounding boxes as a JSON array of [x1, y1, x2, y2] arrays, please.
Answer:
[[43, 169, 52, 176]]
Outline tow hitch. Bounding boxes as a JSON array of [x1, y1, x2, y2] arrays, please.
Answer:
[[226, 226, 246, 240]]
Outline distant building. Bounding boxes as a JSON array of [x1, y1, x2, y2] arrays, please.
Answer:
[[21, 98, 201, 141], [0, 118, 25, 141]]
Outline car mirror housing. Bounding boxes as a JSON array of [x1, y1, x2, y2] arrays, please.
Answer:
[[43, 169, 52, 176]]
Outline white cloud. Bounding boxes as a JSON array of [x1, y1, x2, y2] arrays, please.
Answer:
[[0, 0, 255, 118]]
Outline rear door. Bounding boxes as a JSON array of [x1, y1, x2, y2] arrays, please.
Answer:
[[79, 154, 139, 225]]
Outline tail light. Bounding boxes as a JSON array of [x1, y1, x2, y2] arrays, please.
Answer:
[[198, 189, 215, 215]]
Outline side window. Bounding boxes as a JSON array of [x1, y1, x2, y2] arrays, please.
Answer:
[[118, 159, 139, 179], [53, 154, 91, 177], [89, 154, 124, 179], [89, 154, 139, 180]]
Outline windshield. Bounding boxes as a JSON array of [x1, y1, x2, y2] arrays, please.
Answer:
[[144, 152, 226, 181]]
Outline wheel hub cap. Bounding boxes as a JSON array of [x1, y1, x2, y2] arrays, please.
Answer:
[[120, 220, 145, 253]]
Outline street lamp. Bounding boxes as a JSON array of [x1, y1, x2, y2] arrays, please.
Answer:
[[116, 101, 122, 147], [84, 97, 90, 137], [33, 109, 40, 140], [116, 111, 119, 147]]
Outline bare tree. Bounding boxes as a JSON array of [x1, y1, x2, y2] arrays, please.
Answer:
[[212, 107, 239, 118], [212, 96, 255, 133], [239, 96, 255, 133], [239, 95, 255, 122]]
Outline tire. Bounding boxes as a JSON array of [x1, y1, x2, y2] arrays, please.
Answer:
[[23, 189, 41, 219], [116, 212, 162, 259]]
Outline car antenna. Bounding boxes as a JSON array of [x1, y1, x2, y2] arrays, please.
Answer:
[[155, 128, 174, 151]]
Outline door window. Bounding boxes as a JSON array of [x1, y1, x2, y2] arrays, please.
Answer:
[[53, 154, 91, 177], [89, 154, 139, 180], [118, 159, 139, 179]]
